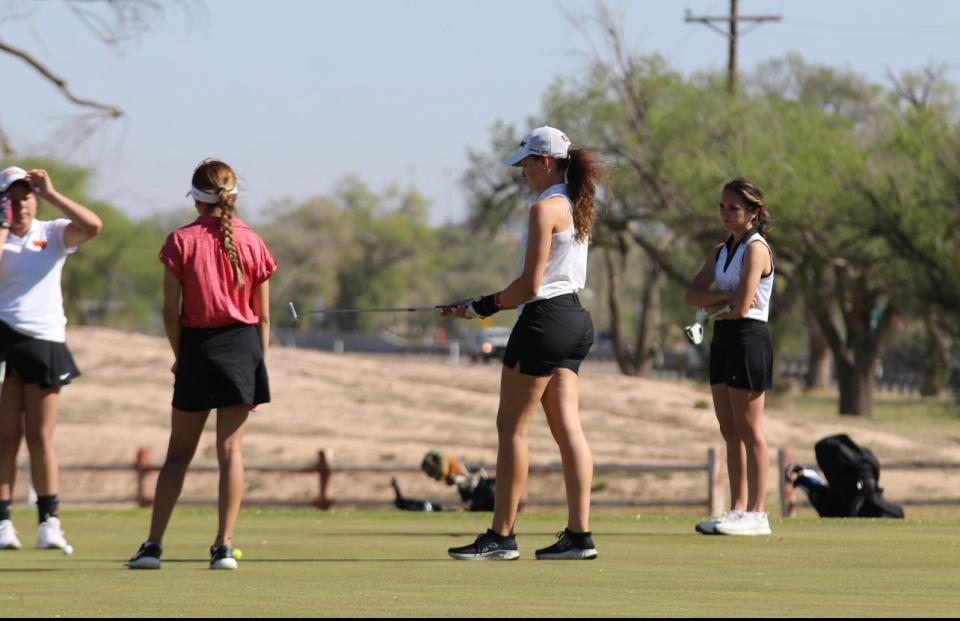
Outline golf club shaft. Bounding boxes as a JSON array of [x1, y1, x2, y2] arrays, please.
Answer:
[[287, 302, 446, 322], [706, 304, 734, 319]]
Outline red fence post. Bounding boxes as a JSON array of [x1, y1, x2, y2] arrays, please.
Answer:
[[136, 447, 153, 508], [313, 449, 333, 510]]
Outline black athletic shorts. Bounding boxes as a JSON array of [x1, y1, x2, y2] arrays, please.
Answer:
[[709, 318, 773, 392], [0, 320, 81, 389], [173, 323, 270, 412], [502, 293, 594, 377]]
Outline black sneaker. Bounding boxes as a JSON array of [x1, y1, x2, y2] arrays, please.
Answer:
[[209, 544, 239, 570], [535, 529, 598, 560], [126, 542, 162, 569], [448, 529, 519, 560]]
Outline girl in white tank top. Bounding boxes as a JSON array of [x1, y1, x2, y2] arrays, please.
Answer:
[[517, 183, 588, 309], [684, 177, 774, 538], [443, 126, 605, 560]]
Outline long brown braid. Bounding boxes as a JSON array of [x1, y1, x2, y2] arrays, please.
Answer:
[[191, 160, 245, 286]]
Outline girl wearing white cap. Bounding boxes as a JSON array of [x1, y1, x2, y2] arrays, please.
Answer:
[[127, 159, 276, 570], [0, 166, 102, 552], [444, 126, 602, 560], [684, 177, 774, 536]]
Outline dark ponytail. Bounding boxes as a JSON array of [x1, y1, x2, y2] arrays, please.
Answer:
[[558, 148, 602, 243], [723, 177, 770, 237]]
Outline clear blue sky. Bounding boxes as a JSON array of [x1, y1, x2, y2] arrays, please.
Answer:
[[2, 0, 958, 224]]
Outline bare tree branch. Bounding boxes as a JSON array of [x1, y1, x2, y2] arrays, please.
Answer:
[[0, 38, 122, 117], [0, 123, 13, 157], [65, 0, 166, 47]]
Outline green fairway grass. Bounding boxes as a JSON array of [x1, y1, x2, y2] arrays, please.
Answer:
[[1, 509, 958, 617]]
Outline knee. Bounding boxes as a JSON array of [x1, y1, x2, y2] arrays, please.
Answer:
[[24, 427, 53, 452], [717, 422, 740, 442], [162, 449, 194, 473], [733, 422, 766, 447], [496, 417, 527, 442], [218, 438, 243, 464], [0, 425, 21, 449]]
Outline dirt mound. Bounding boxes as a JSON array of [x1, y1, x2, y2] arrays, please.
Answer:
[[11, 327, 959, 509]]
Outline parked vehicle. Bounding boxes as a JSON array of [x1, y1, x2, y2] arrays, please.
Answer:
[[468, 327, 511, 363]]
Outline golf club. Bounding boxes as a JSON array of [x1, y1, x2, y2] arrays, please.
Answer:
[[684, 304, 734, 345], [287, 301, 451, 323]]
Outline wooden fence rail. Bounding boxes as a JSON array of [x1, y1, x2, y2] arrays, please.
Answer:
[[777, 447, 960, 517], [16, 447, 726, 515]]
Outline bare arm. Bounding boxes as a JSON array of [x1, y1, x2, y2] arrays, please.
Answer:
[[684, 244, 734, 309], [0, 228, 7, 261], [721, 241, 770, 319], [251, 280, 271, 359], [496, 199, 558, 308], [27, 169, 102, 248], [441, 196, 567, 317], [162, 269, 182, 364]]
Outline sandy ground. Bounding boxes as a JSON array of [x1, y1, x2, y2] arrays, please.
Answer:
[[8, 327, 960, 512]]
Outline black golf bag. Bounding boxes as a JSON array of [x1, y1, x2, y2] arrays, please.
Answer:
[[457, 476, 496, 512], [800, 434, 904, 518]]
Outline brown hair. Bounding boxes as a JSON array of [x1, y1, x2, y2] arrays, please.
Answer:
[[723, 177, 770, 237], [556, 148, 601, 243], [191, 159, 244, 286]]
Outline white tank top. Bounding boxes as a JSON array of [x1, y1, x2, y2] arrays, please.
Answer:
[[714, 229, 774, 322], [518, 184, 588, 307]]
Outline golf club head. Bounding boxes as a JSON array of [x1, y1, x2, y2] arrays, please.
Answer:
[[684, 322, 704, 345]]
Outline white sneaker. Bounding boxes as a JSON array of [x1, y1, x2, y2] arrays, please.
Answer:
[[0, 519, 23, 550], [695, 511, 742, 535], [715, 511, 772, 536], [37, 516, 68, 549]]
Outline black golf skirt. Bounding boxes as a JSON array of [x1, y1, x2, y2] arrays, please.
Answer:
[[173, 323, 270, 412], [709, 318, 773, 392], [0, 321, 80, 389], [503, 293, 594, 377]]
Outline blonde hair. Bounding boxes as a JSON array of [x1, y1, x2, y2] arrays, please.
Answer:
[[191, 159, 245, 286]]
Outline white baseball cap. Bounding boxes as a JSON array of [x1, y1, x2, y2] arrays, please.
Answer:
[[0, 166, 28, 193], [504, 126, 573, 166]]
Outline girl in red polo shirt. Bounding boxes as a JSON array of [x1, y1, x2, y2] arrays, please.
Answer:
[[127, 159, 276, 570]]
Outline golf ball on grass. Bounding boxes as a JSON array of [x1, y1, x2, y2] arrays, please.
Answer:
[[61, 544, 74, 556]]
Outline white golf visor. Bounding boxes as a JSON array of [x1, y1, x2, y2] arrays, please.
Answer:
[[187, 185, 238, 204], [504, 126, 573, 167]]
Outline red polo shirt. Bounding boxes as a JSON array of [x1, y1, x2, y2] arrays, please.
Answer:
[[160, 215, 277, 328]]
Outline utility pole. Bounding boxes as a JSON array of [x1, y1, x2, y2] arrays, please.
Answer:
[[685, 0, 782, 94]]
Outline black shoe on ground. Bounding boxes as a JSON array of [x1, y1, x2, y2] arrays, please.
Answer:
[[126, 542, 162, 569], [535, 528, 598, 560], [448, 529, 519, 560], [209, 544, 239, 570]]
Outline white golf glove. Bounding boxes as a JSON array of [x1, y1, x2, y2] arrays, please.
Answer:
[[457, 299, 479, 319]]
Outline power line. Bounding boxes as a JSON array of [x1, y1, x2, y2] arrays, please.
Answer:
[[685, 0, 782, 93]]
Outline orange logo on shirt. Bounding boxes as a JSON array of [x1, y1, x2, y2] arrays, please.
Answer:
[[32, 240, 47, 249]]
